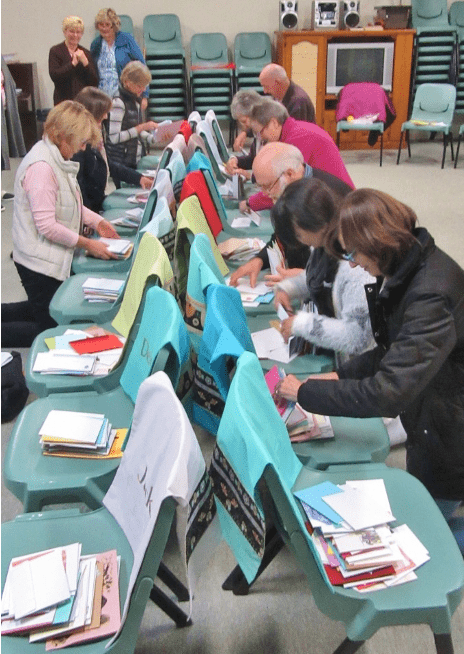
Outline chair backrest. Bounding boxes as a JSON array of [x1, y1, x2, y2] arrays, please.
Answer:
[[411, 83, 457, 123], [195, 120, 225, 174], [234, 32, 272, 71], [449, 0, 464, 39], [335, 82, 395, 123], [143, 14, 182, 47], [103, 370, 218, 640], [205, 109, 230, 162], [200, 167, 231, 231], [119, 287, 191, 403], [191, 32, 229, 65], [180, 170, 223, 238], [153, 167, 176, 218], [186, 150, 213, 175], [119, 14, 134, 34], [185, 234, 226, 353], [210, 351, 302, 581], [411, 0, 450, 27], [164, 148, 187, 196]]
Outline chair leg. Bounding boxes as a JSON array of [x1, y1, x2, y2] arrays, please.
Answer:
[[433, 632, 454, 654], [407, 130, 411, 158], [454, 136, 461, 169], [379, 132, 383, 167], [149, 584, 192, 628], [332, 638, 365, 654], [397, 131, 404, 165], [336, 130, 340, 150], [441, 134, 447, 169], [157, 561, 190, 602], [449, 134, 454, 161], [222, 525, 285, 595]]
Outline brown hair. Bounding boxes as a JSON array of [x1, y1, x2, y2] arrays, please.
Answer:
[[338, 188, 418, 275], [74, 87, 112, 122], [43, 100, 100, 150]]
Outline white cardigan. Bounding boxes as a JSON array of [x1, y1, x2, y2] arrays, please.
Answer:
[[276, 259, 375, 364]]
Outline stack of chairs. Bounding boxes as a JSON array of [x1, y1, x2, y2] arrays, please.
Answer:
[[190, 33, 234, 126], [450, 1, 464, 113], [411, 0, 457, 98], [143, 14, 188, 122], [233, 32, 271, 93]]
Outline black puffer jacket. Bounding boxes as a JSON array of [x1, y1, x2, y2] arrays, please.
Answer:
[[105, 85, 146, 169], [297, 228, 464, 500]]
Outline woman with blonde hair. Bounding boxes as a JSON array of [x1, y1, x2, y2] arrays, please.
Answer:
[[2, 101, 120, 346], [90, 8, 148, 110], [49, 16, 99, 105]]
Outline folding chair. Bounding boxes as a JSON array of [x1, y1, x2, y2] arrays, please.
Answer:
[[4, 288, 191, 511], [212, 352, 464, 653]]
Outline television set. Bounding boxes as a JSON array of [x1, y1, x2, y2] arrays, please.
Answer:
[[326, 41, 395, 94]]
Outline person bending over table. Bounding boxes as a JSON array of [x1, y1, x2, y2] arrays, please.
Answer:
[[49, 15, 99, 105], [276, 188, 464, 554], [74, 87, 153, 212], [2, 101, 120, 347], [225, 89, 265, 178]]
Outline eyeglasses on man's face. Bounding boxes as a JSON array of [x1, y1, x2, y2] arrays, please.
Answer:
[[258, 172, 283, 195]]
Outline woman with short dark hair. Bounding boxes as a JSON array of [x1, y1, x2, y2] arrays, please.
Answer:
[[277, 188, 464, 553]]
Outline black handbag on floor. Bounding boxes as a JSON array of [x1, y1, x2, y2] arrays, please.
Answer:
[[1, 350, 29, 423]]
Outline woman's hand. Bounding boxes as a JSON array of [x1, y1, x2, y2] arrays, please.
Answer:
[[75, 49, 89, 66], [233, 131, 247, 152], [96, 220, 120, 239], [139, 175, 153, 189], [137, 120, 157, 133], [274, 289, 293, 314], [280, 316, 295, 343], [265, 266, 303, 287], [225, 156, 239, 175], [275, 374, 302, 403], [84, 239, 119, 260], [229, 258, 263, 288]]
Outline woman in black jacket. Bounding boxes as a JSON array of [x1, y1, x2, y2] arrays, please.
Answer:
[[277, 188, 464, 553], [73, 87, 152, 212]]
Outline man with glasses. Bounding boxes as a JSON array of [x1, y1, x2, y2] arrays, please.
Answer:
[[230, 141, 352, 287]]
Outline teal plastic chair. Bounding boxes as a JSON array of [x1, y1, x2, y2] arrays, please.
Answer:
[[454, 123, 464, 167], [185, 234, 226, 354], [143, 14, 183, 58], [51, 197, 174, 324], [212, 352, 464, 653], [234, 32, 272, 94], [411, 0, 450, 28], [4, 287, 191, 511], [397, 83, 456, 168], [205, 109, 230, 163], [195, 119, 228, 182]]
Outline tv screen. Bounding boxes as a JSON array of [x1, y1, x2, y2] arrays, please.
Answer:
[[336, 48, 385, 87]]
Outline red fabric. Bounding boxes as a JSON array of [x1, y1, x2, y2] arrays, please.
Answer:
[[335, 82, 396, 123], [179, 121, 193, 144], [180, 171, 223, 239]]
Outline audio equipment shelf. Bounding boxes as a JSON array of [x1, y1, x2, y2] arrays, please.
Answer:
[[275, 29, 415, 149]]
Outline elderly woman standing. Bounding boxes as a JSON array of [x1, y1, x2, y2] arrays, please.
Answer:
[[2, 101, 119, 347], [49, 16, 99, 105], [90, 8, 148, 111]]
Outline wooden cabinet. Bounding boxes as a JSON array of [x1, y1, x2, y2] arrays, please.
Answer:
[[275, 29, 415, 150], [7, 62, 40, 152]]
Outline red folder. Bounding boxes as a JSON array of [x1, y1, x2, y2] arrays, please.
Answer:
[[324, 563, 396, 586], [69, 334, 123, 355]]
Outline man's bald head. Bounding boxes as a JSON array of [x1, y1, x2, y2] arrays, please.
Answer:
[[252, 142, 305, 202], [259, 64, 290, 101]]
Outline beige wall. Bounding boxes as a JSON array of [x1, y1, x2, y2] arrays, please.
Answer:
[[1, 0, 455, 109]]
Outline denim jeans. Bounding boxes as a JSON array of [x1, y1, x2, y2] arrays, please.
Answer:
[[435, 499, 464, 556]]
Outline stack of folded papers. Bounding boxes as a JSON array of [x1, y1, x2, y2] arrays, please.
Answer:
[[82, 277, 125, 302], [230, 209, 262, 229], [218, 237, 266, 262], [38, 410, 123, 459], [294, 479, 430, 592], [226, 277, 274, 308], [110, 207, 144, 228], [93, 238, 133, 259], [1, 543, 121, 647]]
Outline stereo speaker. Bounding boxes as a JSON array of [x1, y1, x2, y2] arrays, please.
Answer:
[[280, 1, 299, 30], [342, 1, 360, 28]]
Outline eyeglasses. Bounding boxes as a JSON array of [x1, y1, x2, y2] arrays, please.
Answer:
[[258, 172, 283, 195], [341, 250, 357, 263]]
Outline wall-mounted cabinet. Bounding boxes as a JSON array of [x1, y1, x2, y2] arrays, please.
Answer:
[[275, 29, 415, 150]]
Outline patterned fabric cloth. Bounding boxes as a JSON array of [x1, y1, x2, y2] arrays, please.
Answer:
[[97, 40, 119, 97]]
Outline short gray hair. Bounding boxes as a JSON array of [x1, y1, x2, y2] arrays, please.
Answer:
[[251, 98, 289, 126], [230, 89, 263, 119]]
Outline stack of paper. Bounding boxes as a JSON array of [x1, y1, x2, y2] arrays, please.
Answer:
[[82, 277, 125, 302], [218, 237, 266, 262], [39, 410, 118, 457], [33, 352, 97, 376], [1, 544, 121, 647], [294, 479, 430, 592], [95, 238, 133, 260], [267, 241, 285, 276], [226, 276, 274, 308], [152, 119, 184, 144], [111, 207, 144, 228], [230, 209, 262, 229]]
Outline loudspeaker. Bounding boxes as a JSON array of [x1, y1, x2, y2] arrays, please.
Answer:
[[342, 1, 360, 28], [313, 1, 340, 29], [280, 1, 299, 30]]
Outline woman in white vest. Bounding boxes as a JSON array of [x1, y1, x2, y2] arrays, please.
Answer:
[[3, 100, 120, 347]]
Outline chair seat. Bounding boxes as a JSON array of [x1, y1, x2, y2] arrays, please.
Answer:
[[71, 238, 136, 276], [4, 387, 135, 511], [401, 120, 451, 134], [102, 189, 141, 211], [337, 120, 384, 132], [50, 271, 126, 324]]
